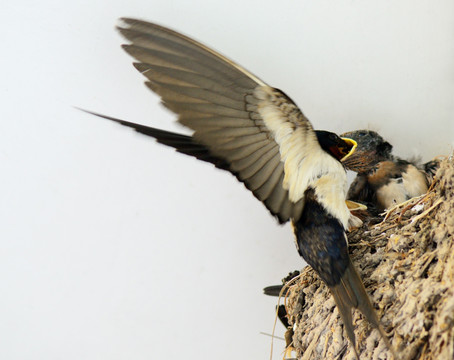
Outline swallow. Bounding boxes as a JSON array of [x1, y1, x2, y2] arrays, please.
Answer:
[[83, 19, 396, 358], [342, 130, 439, 213]]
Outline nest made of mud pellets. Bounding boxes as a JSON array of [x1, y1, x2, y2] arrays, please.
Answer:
[[282, 156, 454, 360]]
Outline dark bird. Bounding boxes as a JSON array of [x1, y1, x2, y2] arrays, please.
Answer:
[[263, 271, 301, 359], [341, 130, 438, 213], [83, 19, 396, 358]]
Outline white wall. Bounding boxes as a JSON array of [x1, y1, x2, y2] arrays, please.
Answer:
[[1, 1, 453, 359]]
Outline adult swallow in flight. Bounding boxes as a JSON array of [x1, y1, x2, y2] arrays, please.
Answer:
[[342, 130, 438, 212], [84, 19, 396, 358]]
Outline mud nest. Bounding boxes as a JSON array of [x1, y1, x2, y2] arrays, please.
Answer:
[[283, 156, 454, 360]]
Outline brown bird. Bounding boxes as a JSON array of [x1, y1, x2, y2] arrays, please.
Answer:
[[342, 130, 438, 213], [83, 19, 396, 358]]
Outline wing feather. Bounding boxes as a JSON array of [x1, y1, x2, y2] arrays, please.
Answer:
[[254, 163, 286, 200], [160, 100, 249, 118], [229, 142, 277, 172], [193, 126, 261, 138], [134, 63, 246, 101], [119, 18, 264, 87], [221, 140, 271, 161], [204, 133, 269, 150], [179, 117, 256, 129], [242, 153, 282, 190], [152, 83, 246, 109], [233, 146, 279, 179], [114, 18, 332, 223]]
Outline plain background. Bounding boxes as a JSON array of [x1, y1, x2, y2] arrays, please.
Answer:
[[1, 1, 453, 359]]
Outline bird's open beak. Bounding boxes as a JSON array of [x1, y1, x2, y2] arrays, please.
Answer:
[[340, 137, 357, 162], [345, 200, 367, 211]]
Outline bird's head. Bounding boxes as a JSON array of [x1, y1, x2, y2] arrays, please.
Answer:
[[315, 131, 357, 162], [339, 130, 393, 173]]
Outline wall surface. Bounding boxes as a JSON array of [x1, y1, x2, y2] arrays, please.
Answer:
[[1, 1, 453, 360]]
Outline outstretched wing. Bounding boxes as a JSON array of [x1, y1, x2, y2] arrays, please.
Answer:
[[116, 18, 329, 223]]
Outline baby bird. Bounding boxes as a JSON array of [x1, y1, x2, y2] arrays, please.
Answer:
[[341, 130, 438, 213]]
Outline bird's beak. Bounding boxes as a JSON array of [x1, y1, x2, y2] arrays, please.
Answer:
[[345, 200, 367, 211], [340, 137, 357, 162]]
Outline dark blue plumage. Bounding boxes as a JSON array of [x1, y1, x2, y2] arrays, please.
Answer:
[[293, 188, 349, 287]]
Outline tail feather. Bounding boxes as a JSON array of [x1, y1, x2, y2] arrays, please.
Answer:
[[263, 284, 284, 297], [78, 109, 230, 170], [329, 260, 398, 359]]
